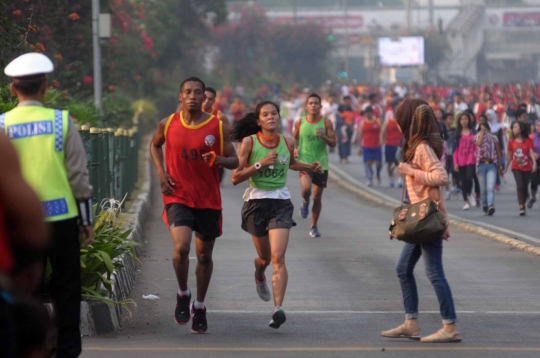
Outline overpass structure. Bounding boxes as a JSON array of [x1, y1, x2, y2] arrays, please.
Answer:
[[254, 1, 540, 83]]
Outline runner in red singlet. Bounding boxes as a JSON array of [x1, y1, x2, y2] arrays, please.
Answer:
[[358, 106, 382, 186], [150, 77, 238, 334], [380, 112, 402, 187], [203, 87, 232, 185]]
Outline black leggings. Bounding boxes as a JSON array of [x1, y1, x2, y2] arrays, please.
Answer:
[[459, 164, 476, 201], [512, 170, 532, 207], [530, 159, 540, 193]]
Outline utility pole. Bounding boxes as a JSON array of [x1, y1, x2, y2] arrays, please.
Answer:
[[405, 0, 411, 35], [344, 0, 349, 80], [293, 0, 298, 25], [429, 0, 434, 29], [92, 0, 103, 113]]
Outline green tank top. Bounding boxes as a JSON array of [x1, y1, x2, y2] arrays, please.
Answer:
[[297, 116, 329, 170], [248, 134, 290, 190]]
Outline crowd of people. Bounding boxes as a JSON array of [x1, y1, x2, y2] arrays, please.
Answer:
[[206, 80, 540, 216]]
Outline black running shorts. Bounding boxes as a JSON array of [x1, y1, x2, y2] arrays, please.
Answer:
[[241, 199, 296, 237], [165, 203, 222, 241], [299, 170, 329, 188]]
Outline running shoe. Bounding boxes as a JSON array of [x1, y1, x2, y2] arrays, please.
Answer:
[[255, 273, 271, 302], [190, 302, 208, 334], [519, 208, 526, 216], [174, 293, 191, 325], [269, 307, 286, 329], [463, 203, 470, 211], [300, 201, 309, 219], [527, 198, 536, 209], [309, 226, 321, 238], [469, 195, 476, 208], [482, 207, 488, 216], [488, 206, 496, 216]]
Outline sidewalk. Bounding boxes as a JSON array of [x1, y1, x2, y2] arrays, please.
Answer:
[[328, 148, 540, 244]]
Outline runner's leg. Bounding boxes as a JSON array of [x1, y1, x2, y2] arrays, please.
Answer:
[[251, 234, 271, 282], [269, 228, 290, 307], [194, 235, 215, 303], [300, 173, 313, 208], [170, 226, 193, 291], [311, 185, 324, 228]]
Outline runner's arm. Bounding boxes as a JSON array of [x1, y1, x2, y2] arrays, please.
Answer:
[[231, 136, 264, 185], [292, 118, 301, 142], [286, 135, 323, 173], [213, 124, 239, 170], [380, 119, 388, 147], [150, 118, 168, 175], [320, 117, 337, 147], [357, 121, 364, 147], [150, 118, 175, 196], [218, 111, 232, 133]]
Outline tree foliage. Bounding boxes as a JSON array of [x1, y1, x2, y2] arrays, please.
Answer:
[[212, 4, 333, 87]]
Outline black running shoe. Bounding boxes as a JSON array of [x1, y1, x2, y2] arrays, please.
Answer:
[[269, 308, 286, 329], [190, 302, 208, 334], [174, 293, 191, 325]]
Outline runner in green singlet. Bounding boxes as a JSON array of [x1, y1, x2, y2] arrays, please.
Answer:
[[293, 93, 336, 237], [231, 101, 322, 329]]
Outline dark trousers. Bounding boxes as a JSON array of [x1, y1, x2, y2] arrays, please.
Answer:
[[458, 164, 476, 201], [45, 218, 81, 358], [512, 170, 532, 207], [530, 159, 540, 192], [0, 293, 14, 358]]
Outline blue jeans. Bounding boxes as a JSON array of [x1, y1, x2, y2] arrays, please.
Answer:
[[477, 162, 497, 207], [396, 236, 457, 324]]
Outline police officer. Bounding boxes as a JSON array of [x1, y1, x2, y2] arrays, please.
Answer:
[[1, 53, 93, 358]]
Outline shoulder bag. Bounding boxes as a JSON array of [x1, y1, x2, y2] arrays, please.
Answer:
[[389, 177, 446, 245]]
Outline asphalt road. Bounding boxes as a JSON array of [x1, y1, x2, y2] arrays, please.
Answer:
[[329, 149, 540, 244], [82, 169, 540, 358]]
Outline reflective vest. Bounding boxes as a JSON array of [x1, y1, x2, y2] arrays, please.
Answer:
[[0, 106, 78, 222]]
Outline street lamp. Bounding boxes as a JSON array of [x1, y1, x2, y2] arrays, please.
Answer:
[[92, 0, 111, 114]]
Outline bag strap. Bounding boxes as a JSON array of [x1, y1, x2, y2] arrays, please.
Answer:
[[400, 175, 406, 206]]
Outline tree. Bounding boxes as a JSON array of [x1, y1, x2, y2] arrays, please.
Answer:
[[269, 22, 332, 86]]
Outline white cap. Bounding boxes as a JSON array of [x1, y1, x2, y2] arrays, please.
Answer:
[[4, 53, 54, 78]]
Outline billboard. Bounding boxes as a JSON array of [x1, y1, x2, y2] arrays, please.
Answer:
[[378, 37, 425, 67]]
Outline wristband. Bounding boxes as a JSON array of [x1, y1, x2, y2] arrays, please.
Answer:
[[77, 198, 94, 226], [207, 151, 216, 167]]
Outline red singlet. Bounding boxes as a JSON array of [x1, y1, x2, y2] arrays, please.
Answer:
[[385, 118, 402, 146], [362, 118, 381, 148], [0, 204, 13, 274], [162, 112, 224, 212]]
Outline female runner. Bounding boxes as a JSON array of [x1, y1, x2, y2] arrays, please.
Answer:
[[231, 101, 322, 329]]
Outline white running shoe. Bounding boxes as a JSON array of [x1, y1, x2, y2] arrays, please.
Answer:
[[463, 203, 470, 211], [255, 273, 271, 302], [469, 195, 476, 208]]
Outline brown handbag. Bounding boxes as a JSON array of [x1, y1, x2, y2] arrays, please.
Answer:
[[389, 177, 446, 244]]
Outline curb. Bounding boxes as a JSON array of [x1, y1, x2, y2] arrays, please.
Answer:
[[328, 163, 540, 257], [79, 139, 154, 336]]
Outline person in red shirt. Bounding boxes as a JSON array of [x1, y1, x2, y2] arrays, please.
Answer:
[[380, 110, 402, 187], [358, 106, 382, 186], [150, 77, 239, 333], [503, 121, 537, 216]]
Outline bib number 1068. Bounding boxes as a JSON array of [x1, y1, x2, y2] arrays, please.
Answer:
[[259, 168, 285, 179]]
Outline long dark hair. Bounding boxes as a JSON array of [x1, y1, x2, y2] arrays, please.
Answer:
[[455, 112, 474, 138], [230, 101, 280, 142]]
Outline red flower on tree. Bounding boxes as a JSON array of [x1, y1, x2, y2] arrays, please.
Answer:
[[69, 13, 80, 20], [12, 10, 22, 16], [83, 76, 93, 84]]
